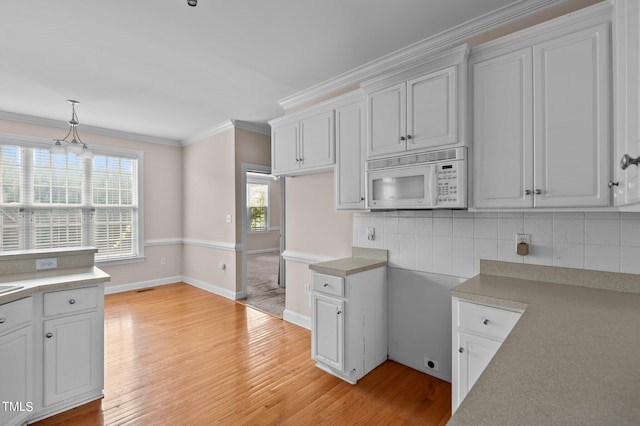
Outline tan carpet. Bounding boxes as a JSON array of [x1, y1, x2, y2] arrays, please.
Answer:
[[243, 252, 284, 318]]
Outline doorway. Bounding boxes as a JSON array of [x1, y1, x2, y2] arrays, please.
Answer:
[[240, 165, 285, 317]]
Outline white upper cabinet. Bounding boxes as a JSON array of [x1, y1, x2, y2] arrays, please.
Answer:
[[271, 110, 335, 176], [365, 45, 468, 159], [472, 3, 612, 209], [613, 0, 640, 206], [335, 99, 366, 210]]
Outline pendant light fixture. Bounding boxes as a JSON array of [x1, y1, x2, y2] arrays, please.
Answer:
[[51, 100, 93, 159]]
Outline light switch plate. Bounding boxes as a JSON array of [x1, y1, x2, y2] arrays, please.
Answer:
[[36, 258, 57, 270]]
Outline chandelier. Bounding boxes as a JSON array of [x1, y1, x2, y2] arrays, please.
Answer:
[[50, 100, 93, 158]]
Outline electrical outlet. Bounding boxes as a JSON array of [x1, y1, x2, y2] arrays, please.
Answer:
[[36, 258, 57, 270], [424, 357, 439, 371], [160, 257, 166, 265], [516, 233, 531, 245]]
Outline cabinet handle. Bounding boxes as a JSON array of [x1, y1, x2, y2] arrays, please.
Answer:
[[524, 189, 532, 195], [621, 154, 640, 170], [400, 136, 406, 141], [608, 181, 619, 189], [46, 332, 53, 338], [69, 299, 76, 305], [0, 317, 5, 324], [534, 189, 542, 195], [360, 196, 365, 201], [323, 283, 329, 287], [406, 135, 412, 140], [458, 347, 464, 353], [337, 310, 342, 315], [482, 318, 490, 325]]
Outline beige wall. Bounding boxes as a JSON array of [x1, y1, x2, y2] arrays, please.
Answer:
[[284, 171, 353, 318], [0, 118, 185, 288]]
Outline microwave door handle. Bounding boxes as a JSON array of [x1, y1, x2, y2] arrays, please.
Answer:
[[429, 166, 437, 206]]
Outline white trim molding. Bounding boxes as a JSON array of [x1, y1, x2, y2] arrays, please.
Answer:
[[181, 119, 271, 146], [183, 238, 242, 251], [247, 248, 280, 255], [283, 309, 311, 330], [182, 276, 244, 300], [277, 0, 571, 110], [144, 238, 184, 247], [281, 250, 337, 265]]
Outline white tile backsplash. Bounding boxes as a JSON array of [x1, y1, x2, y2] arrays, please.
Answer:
[[354, 211, 640, 278]]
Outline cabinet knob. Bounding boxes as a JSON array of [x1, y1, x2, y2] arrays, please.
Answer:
[[0, 317, 5, 324], [400, 136, 406, 141], [323, 283, 329, 287], [608, 181, 619, 188], [482, 318, 490, 325], [458, 347, 464, 353], [46, 332, 53, 338], [534, 189, 542, 195], [69, 299, 76, 305], [524, 189, 532, 195], [337, 310, 342, 315], [621, 154, 640, 170], [360, 197, 365, 201], [406, 135, 412, 140]]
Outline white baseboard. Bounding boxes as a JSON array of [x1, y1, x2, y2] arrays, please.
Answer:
[[283, 309, 311, 330], [182, 276, 243, 300], [104, 276, 183, 294]]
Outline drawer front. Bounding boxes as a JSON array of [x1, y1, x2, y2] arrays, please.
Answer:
[[312, 273, 344, 297], [0, 296, 32, 332], [457, 300, 521, 340], [44, 286, 99, 317]]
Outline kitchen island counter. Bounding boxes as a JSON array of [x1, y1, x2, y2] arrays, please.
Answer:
[[450, 260, 640, 425]]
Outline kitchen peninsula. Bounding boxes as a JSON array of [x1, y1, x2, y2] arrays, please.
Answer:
[[0, 247, 109, 426]]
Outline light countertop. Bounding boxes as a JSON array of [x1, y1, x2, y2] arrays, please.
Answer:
[[449, 261, 640, 425], [309, 247, 387, 277]]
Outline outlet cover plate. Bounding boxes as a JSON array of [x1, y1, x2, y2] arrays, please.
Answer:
[[36, 258, 58, 270]]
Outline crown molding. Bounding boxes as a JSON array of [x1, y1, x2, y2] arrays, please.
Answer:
[[0, 110, 181, 146], [181, 119, 271, 146], [277, 0, 570, 111]]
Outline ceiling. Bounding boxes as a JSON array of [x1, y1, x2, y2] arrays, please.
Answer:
[[1, 0, 540, 143]]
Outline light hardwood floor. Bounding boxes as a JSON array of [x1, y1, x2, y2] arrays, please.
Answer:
[[34, 283, 451, 425]]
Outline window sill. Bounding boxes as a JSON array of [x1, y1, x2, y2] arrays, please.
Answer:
[[96, 256, 146, 267]]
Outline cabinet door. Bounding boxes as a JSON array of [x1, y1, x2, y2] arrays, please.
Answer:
[[44, 312, 102, 406], [614, 0, 640, 206], [335, 101, 365, 210], [453, 331, 501, 411], [272, 122, 300, 174], [0, 326, 33, 426], [299, 111, 335, 170], [311, 294, 344, 372], [473, 48, 534, 208], [534, 23, 611, 207], [367, 83, 406, 157], [407, 66, 457, 150]]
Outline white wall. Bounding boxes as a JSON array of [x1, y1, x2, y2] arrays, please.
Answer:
[[354, 210, 640, 277]]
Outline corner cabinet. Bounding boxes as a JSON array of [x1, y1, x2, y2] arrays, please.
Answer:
[[0, 297, 33, 426], [472, 4, 612, 209], [364, 44, 469, 159], [270, 110, 335, 176], [311, 268, 386, 384], [451, 297, 522, 414], [613, 0, 640, 207]]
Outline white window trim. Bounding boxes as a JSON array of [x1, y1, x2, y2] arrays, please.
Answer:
[[0, 133, 145, 265]]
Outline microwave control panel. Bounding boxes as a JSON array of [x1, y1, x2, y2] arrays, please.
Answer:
[[436, 162, 463, 206]]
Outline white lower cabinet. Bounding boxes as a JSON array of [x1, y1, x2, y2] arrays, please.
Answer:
[[311, 267, 386, 384], [39, 286, 104, 415], [452, 297, 522, 413], [0, 297, 33, 426]]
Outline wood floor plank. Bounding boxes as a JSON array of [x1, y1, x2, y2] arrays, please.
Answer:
[[33, 282, 451, 425]]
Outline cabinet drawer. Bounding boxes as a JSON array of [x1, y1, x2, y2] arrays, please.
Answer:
[[44, 286, 99, 317], [0, 297, 32, 332], [312, 273, 344, 297], [457, 300, 521, 341]]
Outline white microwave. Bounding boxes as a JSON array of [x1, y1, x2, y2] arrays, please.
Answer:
[[366, 147, 467, 209]]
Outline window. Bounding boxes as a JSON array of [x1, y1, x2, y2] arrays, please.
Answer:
[[247, 180, 269, 232], [0, 143, 141, 262]]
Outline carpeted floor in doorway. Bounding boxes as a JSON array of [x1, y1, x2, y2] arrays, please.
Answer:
[[243, 252, 284, 318]]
